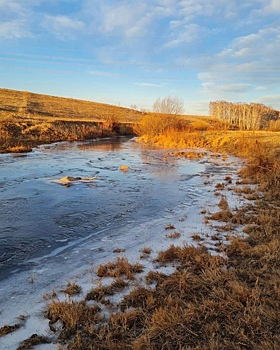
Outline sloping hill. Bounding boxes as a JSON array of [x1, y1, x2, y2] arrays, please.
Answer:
[[0, 88, 142, 123]]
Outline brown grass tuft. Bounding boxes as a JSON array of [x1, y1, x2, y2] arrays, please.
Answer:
[[62, 281, 82, 296], [86, 278, 129, 302], [0, 324, 21, 337], [96, 257, 144, 280], [16, 334, 51, 350], [165, 224, 175, 230], [165, 231, 182, 239]]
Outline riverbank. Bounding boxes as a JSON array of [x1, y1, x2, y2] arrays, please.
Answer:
[[0, 138, 256, 349], [0, 116, 135, 153], [1, 129, 279, 349]]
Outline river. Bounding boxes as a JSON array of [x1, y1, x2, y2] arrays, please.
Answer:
[[0, 137, 245, 347], [0, 137, 209, 282]]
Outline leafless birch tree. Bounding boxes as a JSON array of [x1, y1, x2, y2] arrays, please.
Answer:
[[209, 101, 278, 130]]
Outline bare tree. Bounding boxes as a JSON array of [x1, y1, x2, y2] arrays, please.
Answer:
[[209, 101, 279, 130], [153, 96, 184, 115]]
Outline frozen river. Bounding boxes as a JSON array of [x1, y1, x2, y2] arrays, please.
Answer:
[[0, 137, 209, 281], [0, 137, 247, 349]]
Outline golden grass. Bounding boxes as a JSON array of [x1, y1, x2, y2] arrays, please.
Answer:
[[86, 278, 129, 303], [40, 143, 280, 350], [0, 87, 143, 152], [61, 281, 82, 296], [12, 108, 280, 349], [140, 246, 152, 259], [96, 257, 144, 280], [0, 88, 142, 123]]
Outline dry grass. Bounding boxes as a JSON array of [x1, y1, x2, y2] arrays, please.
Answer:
[[165, 224, 175, 230], [0, 88, 141, 152], [0, 88, 142, 123], [15, 111, 280, 349], [0, 323, 21, 337], [140, 246, 152, 259], [43, 149, 280, 349], [218, 195, 229, 210], [165, 231, 182, 239], [47, 300, 101, 341], [86, 278, 129, 302], [191, 233, 204, 241], [96, 257, 144, 280], [61, 281, 82, 296], [16, 334, 51, 350], [113, 247, 126, 253]]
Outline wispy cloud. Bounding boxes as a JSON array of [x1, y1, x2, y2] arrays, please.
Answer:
[[88, 70, 119, 78], [197, 22, 280, 102], [90, 1, 151, 38], [202, 82, 252, 94], [134, 82, 163, 87], [0, 0, 279, 114], [0, 19, 31, 38], [0, 0, 34, 38], [164, 23, 203, 47], [255, 94, 280, 109], [42, 15, 85, 39]]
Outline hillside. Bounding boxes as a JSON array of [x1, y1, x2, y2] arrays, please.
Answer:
[[0, 88, 142, 123]]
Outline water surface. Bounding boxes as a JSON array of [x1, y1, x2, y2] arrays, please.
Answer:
[[0, 137, 210, 281]]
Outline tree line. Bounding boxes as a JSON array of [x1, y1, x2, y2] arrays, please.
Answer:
[[209, 101, 279, 130]]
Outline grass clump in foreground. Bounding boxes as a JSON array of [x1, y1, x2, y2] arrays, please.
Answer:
[[39, 125, 280, 349]]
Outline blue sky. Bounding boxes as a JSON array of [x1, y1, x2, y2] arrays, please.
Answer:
[[0, 0, 280, 115]]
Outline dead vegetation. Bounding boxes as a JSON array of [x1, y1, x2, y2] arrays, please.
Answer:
[[39, 127, 280, 349], [16, 334, 51, 350], [86, 278, 129, 303], [61, 281, 82, 296], [96, 257, 144, 280], [165, 231, 182, 239], [0, 323, 21, 337], [4, 98, 279, 348], [0, 88, 140, 152]]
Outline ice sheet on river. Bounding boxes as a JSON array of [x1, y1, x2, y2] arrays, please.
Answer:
[[0, 138, 253, 349]]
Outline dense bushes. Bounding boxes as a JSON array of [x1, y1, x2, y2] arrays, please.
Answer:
[[134, 114, 187, 138]]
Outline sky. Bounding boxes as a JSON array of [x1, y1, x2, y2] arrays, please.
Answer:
[[0, 0, 280, 115]]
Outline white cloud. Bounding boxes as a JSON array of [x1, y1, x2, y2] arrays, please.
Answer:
[[164, 23, 202, 47], [198, 23, 280, 104], [0, 19, 31, 38], [0, 0, 34, 38], [267, 0, 280, 12], [255, 94, 280, 109], [42, 15, 85, 39], [0, 0, 25, 13], [95, 2, 151, 38], [187, 100, 210, 115], [88, 70, 119, 78], [201, 82, 251, 94], [134, 82, 163, 87]]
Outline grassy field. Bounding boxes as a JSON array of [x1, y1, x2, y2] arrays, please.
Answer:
[[0, 88, 143, 123], [0, 88, 211, 153], [0, 88, 145, 153], [1, 90, 280, 349]]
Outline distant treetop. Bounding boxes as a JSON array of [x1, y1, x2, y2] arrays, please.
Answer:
[[153, 96, 184, 115]]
